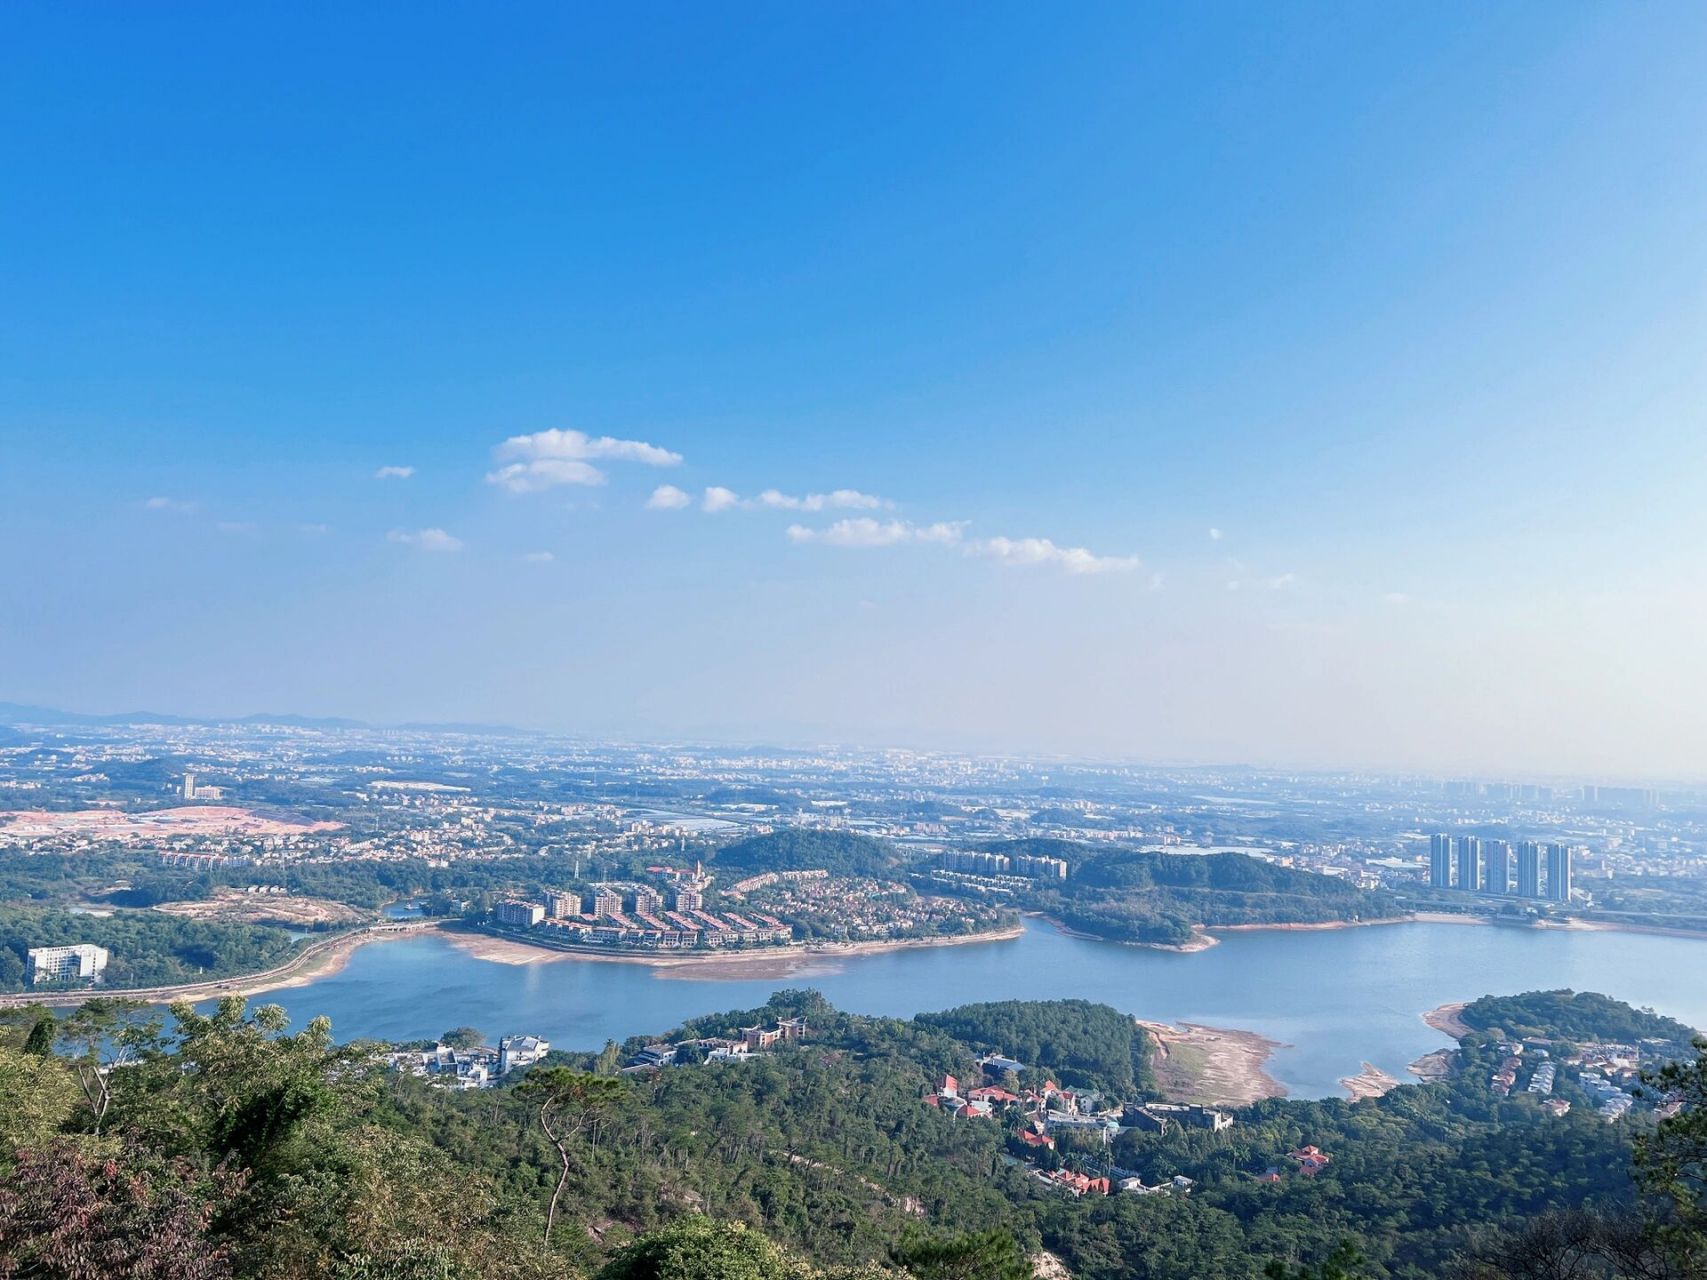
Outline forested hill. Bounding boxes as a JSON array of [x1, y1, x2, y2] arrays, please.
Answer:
[[710, 831, 1397, 948], [913, 999, 1152, 1096], [1460, 989, 1701, 1045], [981, 842, 1399, 947], [712, 829, 900, 876], [5, 989, 1706, 1280]]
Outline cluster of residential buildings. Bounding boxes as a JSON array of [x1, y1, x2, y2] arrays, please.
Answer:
[[25, 943, 109, 986], [933, 850, 1069, 880], [492, 879, 793, 951], [622, 1016, 808, 1073], [389, 1033, 552, 1089], [1428, 834, 1574, 901], [925, 1057, 1232, 1145], [1474, 1035, 1687, 1123]]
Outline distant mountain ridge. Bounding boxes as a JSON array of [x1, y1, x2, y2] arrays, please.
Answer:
[[0, 701, 533, 737]]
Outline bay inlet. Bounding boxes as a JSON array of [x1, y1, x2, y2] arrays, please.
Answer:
[[251, 917, 1707, 1099]]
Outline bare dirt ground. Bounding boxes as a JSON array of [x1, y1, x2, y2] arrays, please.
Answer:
[[436, 922, 1023, 978], [1137, 1018, 1288, 1105], [1423, 1000, 1473, 1038], [154, 888, 367, 928], [1409, 1047, 1458, 1082], [0, 805, 341, 840], [1339, 1061, 1403, 1100]]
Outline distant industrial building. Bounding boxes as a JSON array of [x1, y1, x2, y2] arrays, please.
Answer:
[[26, 943, 109, 985], [1580, 785, 1656, 811]]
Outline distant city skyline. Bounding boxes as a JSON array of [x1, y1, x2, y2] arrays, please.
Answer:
[[3, 5, 1704, 778]]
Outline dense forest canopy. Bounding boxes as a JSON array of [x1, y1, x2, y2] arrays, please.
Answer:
[[2, 989, 1706, 1279], [913, 1000, 1152, 1096], [1460, 990, 1700, 1046], [711, 830, 901, 877], [0, 905, 299, 992]]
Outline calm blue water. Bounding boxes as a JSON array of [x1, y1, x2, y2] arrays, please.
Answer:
[[255, 920, 1707, 1099]]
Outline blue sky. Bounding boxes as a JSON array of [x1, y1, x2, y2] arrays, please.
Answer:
[[2, 4, 1703, 776]]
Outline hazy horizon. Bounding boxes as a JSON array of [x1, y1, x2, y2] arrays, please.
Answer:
[[4, 5, 1704, 780]]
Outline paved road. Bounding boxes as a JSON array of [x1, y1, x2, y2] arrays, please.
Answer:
[[0, 920, 442, 1009]]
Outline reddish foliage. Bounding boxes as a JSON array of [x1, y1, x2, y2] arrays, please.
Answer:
[[0, 1143, 242, 1280]]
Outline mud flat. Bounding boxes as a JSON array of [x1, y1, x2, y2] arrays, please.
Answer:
[[1409, 1048, 1458, 1082], [1340, 1061, 1402, 1100], [1138, 1018, 1288, 1106], [436, 921, 1024, 976], [1423, 1000, 1473, 1038]]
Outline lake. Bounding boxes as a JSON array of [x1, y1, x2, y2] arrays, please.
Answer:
[[255, 919, 1707, 1099]]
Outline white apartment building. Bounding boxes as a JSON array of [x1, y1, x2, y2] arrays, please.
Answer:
[[26, 943, 110, 985]]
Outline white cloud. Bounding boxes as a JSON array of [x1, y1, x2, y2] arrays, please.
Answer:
[[1208, 527, 1224, 541], [1383, 591, 1411, 605], [388, 527, 464, 553], [374, 465, 414, 480], [787, 518, 1137, 576], [702, 486, 743, 513], [1226, 580, 1242, 591], [969, 536, 1141, 576], [488, 428, 681, 493], [143, 497, 196, 514], [687, 485, 893, 514], [297, 522, 330, 535], [215, 521, 258, 536], [788, 518, 965, 548], [1266, 572, 1297, 590], [522, 550, 555, 563], [756, 488, 890, 512], [645, 484, 692, 510], [487, 458, 607, 493]]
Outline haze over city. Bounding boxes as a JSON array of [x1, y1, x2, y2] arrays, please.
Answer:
[[3, 4, 1704, 777]]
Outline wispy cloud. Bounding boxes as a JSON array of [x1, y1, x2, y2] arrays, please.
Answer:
[[1383, 591, 1411, 605], [388, 527, 464, 552], [1265, 572, 1297, 590], [143, 497, 196, 514], [969, 536, 1141, 575], [690, 486, 892, 514], [756, 488, 889, 512], [215, 520, 258, 536], [522, 550, 555, 563], [787, 518, 966, 548], [786, 515, 1137, 576], [645, 484, 692, 510], [1208, 527, 1224, 541], [297, 522, 330, 535], [374, 465, 414, 480], [488, 428, 681, 493]]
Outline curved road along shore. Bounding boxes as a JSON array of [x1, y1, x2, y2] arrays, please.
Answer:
[[0, 920, 440, 1010]]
